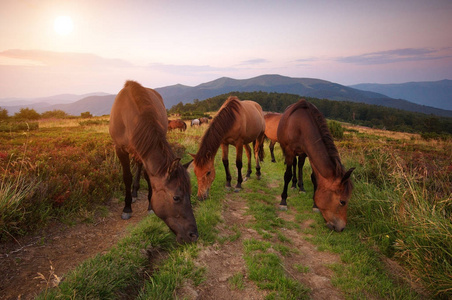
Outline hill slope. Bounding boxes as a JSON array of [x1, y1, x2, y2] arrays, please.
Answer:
[[156, 75, 452, 117], [2, 75, 451, 117], [350, 79, 452, 111]]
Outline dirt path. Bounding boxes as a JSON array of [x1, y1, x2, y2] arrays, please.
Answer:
[[177, 191, 344, 300], [0, 198, 150, 300], [1, 190, 344, 300]]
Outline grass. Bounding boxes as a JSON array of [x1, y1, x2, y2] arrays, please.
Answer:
[[2, 117, 450, 299]]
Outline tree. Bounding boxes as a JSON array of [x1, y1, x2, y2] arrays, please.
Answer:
[[80, 111, 93, 118], [41, 110, 69, 119], [14, 108, 40, 120], [0, 107, 8, 120]]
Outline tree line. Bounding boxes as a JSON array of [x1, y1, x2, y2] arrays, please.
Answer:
[[169, 91, 452, 137]]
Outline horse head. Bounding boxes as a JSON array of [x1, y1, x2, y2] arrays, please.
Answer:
[[313, 168, 354, 232], [150, 158, 198, 243], [190, 152, 216, 201]]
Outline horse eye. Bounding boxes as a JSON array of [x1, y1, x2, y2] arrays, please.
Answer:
[[206, 171, 211, 176], [173, 196, 181, 202], [340, 200, 346, 206]]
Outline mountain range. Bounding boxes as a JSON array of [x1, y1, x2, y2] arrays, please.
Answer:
[[1, 75, 451, 118]]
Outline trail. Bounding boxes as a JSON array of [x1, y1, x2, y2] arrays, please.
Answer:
[[1, 189, 344, 300]]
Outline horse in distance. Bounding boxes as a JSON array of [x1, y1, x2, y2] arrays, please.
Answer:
[[109, 80, 198, 243]]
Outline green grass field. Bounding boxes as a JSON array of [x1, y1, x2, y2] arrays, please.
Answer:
[[1, 117, 450, 299]]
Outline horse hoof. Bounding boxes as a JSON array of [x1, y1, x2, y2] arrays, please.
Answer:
[[299, 190, 306, 194], [279, 205, 288, 211], [225, 186, 232, 191], [271, 160, 276, 163], [148, 210, 154, 215], [121, 212, 132, 220], [243, 177, 249, 182], [312, 207, 320, 213], [234, 188, 241, 193], [132, 197, 137, 203], [256, 176, 261, 180]]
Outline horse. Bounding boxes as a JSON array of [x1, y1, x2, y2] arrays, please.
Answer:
[[277, 99, 354, 232], [191, 96, 266, 200], [199, 117, 209, 125], [109, 80, 198, 243], [168, 119, 187, 131], [191, 119, 200, 126], [264, 112, 306, 192]]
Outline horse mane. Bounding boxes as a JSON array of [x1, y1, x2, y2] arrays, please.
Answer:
[[126, 81, 188, 187], [194, 96, 241, 167], [290, 99, 345, 178]]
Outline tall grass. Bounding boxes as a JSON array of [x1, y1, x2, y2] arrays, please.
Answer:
[[343, 132, 452, 298]]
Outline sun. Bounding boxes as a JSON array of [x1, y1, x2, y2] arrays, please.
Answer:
[[54, 16, 73, 36]]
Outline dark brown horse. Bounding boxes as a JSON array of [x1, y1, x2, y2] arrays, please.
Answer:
[[199, 117, 209, 125], [277, 99, 354, 232], [109, 81, 198, 243], [264, 112, 307, 192], [191, 96, 266, 200], [168, 119, 187, 131]]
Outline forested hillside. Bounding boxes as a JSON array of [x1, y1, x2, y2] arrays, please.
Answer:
[[169, 91, 452, 136]]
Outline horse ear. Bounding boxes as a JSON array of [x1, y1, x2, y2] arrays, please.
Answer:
[[341, 167, 355, 184], [167, 158, 181, 178], [183, 159, 193, 169], [189, 153, 196, 159]]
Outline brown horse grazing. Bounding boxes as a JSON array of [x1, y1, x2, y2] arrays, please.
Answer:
[[191, 96, 266, 200], [199, 117, 209, 125], [168, 119, 187, 131], [109, 81, 198, 243], [277, 99, 355, 232], [264, 112, 306, 192]]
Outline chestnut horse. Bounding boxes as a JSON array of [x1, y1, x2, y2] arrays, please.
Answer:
[[191, 96, 266, 200], [264, 112, 306, 192], [277, 99, 354, 232], [109, 81, 198, 243], [168, 119, 187, 131]]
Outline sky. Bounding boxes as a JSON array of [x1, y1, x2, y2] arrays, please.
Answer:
[[1, 0, 451, 98]]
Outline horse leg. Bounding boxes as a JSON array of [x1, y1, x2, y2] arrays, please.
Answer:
[[115, 147, 133, 220], [298, 154, 307, 193], [235, 143, 244, 191], [221, 144, 232, 189], [143, 170, 154, 214], [254, 133, 265, 179], [270, 141, 276, 163], [291, 157, 298, 189], [311, 171, 319, 212], [244, 143, 252, 180], [279, 161, 293, 210], [132, 161, 142, 203]]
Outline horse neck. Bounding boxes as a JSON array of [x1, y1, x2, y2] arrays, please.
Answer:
[[195, 103, 237, 166]]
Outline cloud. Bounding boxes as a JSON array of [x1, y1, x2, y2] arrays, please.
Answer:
[[336, 48, 452, 65], [0, 49, 134, 68], [238, 58, 269, 66]]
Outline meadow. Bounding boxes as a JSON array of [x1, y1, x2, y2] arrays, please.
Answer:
[[0, 116, 451, 299]]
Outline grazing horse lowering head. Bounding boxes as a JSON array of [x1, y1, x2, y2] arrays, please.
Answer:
[[190, 152, 216, 200], [109, 80, 198, 243], [278, 99, 355, 232], [311, 167, 354, 232]]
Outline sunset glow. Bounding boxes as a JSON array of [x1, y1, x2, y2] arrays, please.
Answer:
[[0, 0, 451, 98], [54, 16, 73, 36]]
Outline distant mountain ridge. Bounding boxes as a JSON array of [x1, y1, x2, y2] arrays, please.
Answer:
[[1, 75, 451, 117], [350, 80, 452, 111]]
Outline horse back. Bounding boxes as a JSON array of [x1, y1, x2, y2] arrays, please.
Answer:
[[264, 113, 281, 142], [109, 81, 167, 150], [238, 100, 265, 143]]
